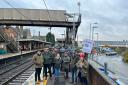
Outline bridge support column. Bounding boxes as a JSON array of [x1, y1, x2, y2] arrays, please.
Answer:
[[66, 26, 78, 47], [66, 27, 72, 45], [29, 42, 32, 51]]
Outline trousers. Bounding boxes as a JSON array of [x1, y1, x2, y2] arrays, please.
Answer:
[[35, 68, 42, 82]]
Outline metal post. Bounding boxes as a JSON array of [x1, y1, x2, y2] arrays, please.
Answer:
[[62, 34, 63, 47], [97, 33, 99, 55], [95, 33, 99, 55], [61, 33, 64, 47], [33, 29, 35, 37], [20, 49, 23, 64], [64, 31, 66, 46], [49, 27, 51, 33], [92, 27, 94, 40], [89, 24, 92, 40], [77, 2, 81, 15], [95, 33, 99, 42], [92, 52, 94, 60], [104, 62, 108, 75], [77, 34, 78, 47], [38, 31, 40, 40], [72, 15, 75, 48], [97, 33, 99, 42], [17, 27, 20, 52], [16, 26, 22, 53], [28, 42, 32, 51], [91, 22, 98, 40]]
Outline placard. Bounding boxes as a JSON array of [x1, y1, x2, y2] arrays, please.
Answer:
[[82, 39, 94, 53]]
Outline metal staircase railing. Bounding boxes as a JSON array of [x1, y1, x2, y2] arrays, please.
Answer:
[[0, 29, 18, 53]]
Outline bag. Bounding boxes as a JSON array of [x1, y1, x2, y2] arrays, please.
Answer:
[[81, 69, 87, 77]]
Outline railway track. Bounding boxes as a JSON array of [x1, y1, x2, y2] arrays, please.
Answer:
[[8, 66, 34, 85], [0, 54, 33, 69], [0, 58, 34, 85], [0, 59, 21, 69], [0, 58, 31, 75]]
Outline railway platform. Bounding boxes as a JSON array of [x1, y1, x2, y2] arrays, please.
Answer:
[[0, 50, 39, 60], [23, 68, 75, 85], [0, 50, 121, 85]]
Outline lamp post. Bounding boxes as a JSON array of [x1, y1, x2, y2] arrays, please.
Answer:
[[92, 26, 97, 41], [89, 23, 98, 60], [95, 33, 99, 56], [89, 22, 98, 40], [77, 1, 81, 15], [92, 23, 98, 41], [95, 33, 99, 42], [89, 24, 92, 39]]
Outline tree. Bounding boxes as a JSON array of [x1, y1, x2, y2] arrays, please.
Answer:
[[46, 32, 55, 45], [123, 50, 128, 63], [115, 47, 122, 54]]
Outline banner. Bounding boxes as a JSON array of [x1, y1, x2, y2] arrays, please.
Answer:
[[82, 39, 94, 53]]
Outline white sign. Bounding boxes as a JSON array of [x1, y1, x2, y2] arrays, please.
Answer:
[[82, 39, 94, 53]]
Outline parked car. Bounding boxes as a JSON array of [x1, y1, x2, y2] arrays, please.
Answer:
[[106, 51, 117, 56]]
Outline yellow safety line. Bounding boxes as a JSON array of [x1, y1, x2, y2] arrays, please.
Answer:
[[43, 79, 48, 85], [35, 78, 48, 85]]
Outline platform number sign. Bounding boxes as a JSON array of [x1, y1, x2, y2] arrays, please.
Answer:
[[82, 39, 94, 53]]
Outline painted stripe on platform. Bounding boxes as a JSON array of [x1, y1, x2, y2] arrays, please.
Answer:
[[34, 79, 47, 85], [43, 79, 48, 85]]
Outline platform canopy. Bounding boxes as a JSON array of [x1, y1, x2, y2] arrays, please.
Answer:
[[18, 39, 52, 44]]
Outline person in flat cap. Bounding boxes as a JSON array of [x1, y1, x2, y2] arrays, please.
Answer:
[[33, 51, 44, 84]]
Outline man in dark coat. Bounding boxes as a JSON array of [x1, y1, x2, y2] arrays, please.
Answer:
[[43, 48, 52, 79], [70, 52, 80, 84]]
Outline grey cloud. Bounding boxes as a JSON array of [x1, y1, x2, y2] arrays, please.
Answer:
[[78, 0, 128, 40]]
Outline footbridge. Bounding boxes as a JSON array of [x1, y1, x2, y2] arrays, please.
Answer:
[[0, 8, 81, 44], [94, 41, 128, 48]]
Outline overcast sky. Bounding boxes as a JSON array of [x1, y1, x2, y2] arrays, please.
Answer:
[[0, 0, 128, 41]]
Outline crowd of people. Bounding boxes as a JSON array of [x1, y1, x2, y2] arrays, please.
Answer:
[[33, 47, 88, 85]]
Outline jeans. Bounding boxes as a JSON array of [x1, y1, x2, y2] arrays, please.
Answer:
[[35, 68, 42, 82], [81, 77, 88, 85], [52, 63, 55, 74], [78, 71, 82, 83], [78, 71, 88, 85], [44, 64, 52, 78], [72, 68, 77, 83], [65, 69, 69, 78], [55, 68, 60, 77]]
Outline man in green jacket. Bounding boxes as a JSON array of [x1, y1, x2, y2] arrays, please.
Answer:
[[43, 48, 53, 79], [70, 52, 80, 84], [62, 52, 70, 79]]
